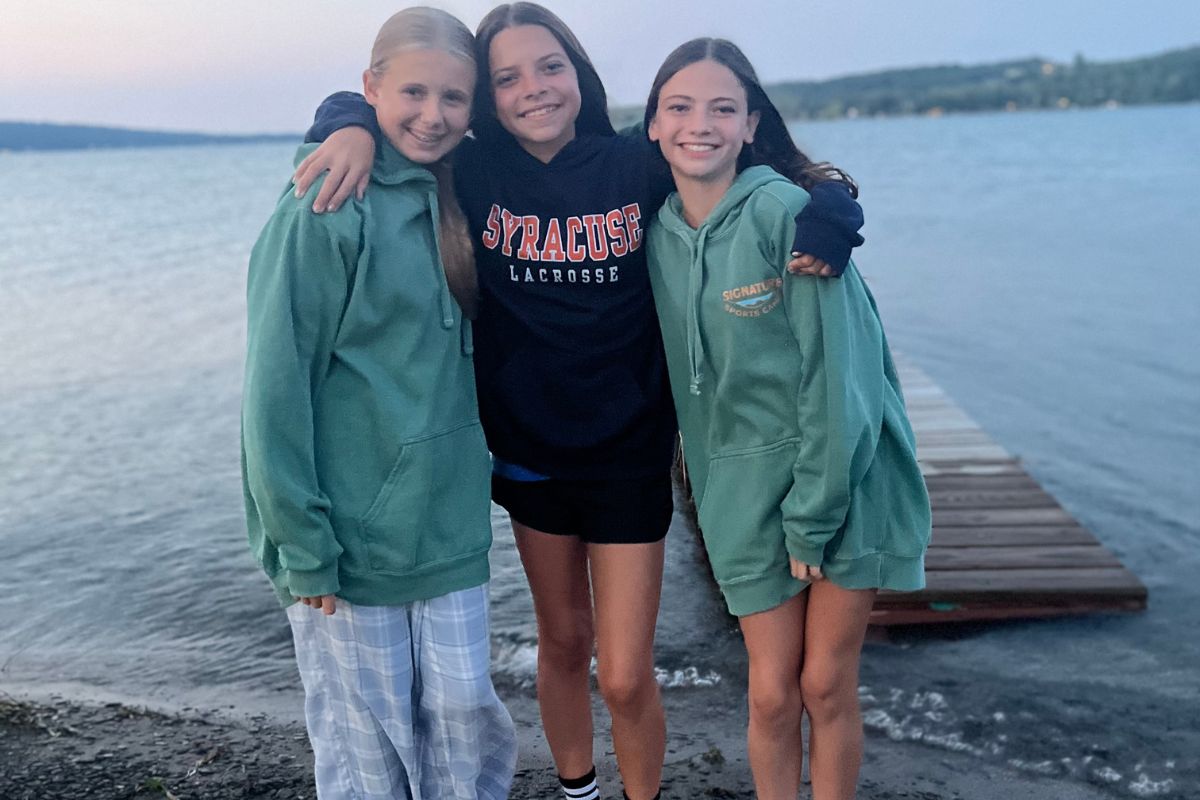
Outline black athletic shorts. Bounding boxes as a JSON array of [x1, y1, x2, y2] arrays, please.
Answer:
[[491, 472, 673, 544]]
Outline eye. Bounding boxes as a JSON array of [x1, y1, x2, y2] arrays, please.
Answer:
[[493, 73, 517, 88], [543, 60, 565, 74], [666, 102, 689, 114], [403, 85, 426, 99], [443, 90, 469, 106], [714, 105, 737, 115]]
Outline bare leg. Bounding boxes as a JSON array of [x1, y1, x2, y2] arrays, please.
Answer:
[[589, 540, 667, 800], [802, 581, 876, 800], [738, 590, 808, 800], [513, 522, 596, 780]]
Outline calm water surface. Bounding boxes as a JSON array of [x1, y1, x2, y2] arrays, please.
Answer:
[[1, 105, 1197, 798]]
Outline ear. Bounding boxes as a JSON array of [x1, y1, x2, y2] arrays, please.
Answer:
[[648, 114, 661, 143], [744, 110, 761, 144], [363, 69, 380, 107]]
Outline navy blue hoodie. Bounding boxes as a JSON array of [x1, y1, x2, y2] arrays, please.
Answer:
[[308, 93, 864, 481]]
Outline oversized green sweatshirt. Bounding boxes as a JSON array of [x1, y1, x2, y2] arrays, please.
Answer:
[[241, 143, 491, 608], [647, 166, 930, 616]]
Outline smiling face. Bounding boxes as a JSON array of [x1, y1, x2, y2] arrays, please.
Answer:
[[363, 48, 475, 164], [649, 59, 760, 189], [488, 24, 581, 162]]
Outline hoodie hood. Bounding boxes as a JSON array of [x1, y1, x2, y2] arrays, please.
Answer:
[[294, 143, 458, 333], [656, 166, 795, 395], [658, 165, 794, 240]]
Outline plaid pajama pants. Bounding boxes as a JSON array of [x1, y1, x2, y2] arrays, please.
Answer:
[[287, 584, 517, 799]]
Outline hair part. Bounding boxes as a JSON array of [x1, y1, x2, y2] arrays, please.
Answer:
[[644, 38, 857, 198], [368, 6, 479, 317], [472, 2, 615, 146], [369, 6, 475, 79]]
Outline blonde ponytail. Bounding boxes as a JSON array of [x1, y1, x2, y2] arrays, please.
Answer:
[[432, 160, 479, 318]]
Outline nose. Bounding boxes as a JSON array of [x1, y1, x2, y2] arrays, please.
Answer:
[[517, 70, 546, 98], [419, 97, 445, 129], [686, 107, 712, 135]]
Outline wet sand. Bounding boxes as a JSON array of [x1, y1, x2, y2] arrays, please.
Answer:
[[1, 688, 1117, 800]]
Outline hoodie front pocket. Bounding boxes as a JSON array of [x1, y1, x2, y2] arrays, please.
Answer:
[[358, 422, 492, 573], [695, 439, 800, 586]]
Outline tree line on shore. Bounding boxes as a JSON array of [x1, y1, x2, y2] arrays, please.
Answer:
[[612, 44, 1199, 126], [0, 122, 295, 152], [4, 45, 1197, 151]]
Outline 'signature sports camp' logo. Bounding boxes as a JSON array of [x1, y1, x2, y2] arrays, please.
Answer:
[[722, 277, 783, 317]]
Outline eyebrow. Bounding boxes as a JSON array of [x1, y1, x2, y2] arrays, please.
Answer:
[[490, 50, 568, 76], [662, 94, 740, 104]]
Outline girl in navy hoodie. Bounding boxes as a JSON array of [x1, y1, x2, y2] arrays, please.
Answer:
[[291, 6, 865, 799]]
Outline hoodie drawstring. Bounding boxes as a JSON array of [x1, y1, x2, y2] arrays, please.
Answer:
[[427, 189, 455, 331], [461, 318, 474, 355], [686, 226, 709, 396]]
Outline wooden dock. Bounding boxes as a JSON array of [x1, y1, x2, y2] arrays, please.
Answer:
[[871, 357, 1148, 625]]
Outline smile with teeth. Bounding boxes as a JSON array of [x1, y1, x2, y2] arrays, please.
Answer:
[[406, 128, 443, 145], [520, 104, 559, 119], [680, 143, 719, 152]]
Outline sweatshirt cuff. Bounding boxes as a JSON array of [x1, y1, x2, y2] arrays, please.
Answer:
[[785, 535, 829, 567], [791, 218, 858, 275], [285, 563, 340, 599], [306, 92, 381, 144]]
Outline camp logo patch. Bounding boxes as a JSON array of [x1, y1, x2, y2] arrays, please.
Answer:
[[722, 277, 783, 317]]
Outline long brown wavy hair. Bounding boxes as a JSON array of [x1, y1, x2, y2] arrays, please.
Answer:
[[643, 38, 858, 197]]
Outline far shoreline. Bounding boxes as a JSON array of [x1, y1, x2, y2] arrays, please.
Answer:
[[4, 100, 1198, 157]]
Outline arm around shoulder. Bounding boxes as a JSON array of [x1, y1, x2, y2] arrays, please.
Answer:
[[307, 91, 380, 143], [790, 180, 864, 276]]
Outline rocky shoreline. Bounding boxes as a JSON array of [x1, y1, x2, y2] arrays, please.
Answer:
[[1, 689, 1121, 800]]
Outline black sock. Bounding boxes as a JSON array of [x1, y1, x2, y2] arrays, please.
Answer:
[[561, 767, 600, 800]]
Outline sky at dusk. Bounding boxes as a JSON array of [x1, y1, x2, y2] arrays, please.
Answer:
[[2, 0, 1197, 133]]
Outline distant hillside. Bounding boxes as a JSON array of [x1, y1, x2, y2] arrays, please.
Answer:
[[0, 122, 299, 152], [612, 44, 1200, 127], [6, 44, 1197, 150]]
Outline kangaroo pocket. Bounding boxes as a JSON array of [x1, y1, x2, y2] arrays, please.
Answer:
[[695, 439, 800, 585], [357, 421, 492, 574]]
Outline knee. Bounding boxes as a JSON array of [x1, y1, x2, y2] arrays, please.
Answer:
[[597, 661, 656, 714], [748, 679, 802, 732], [536, 625, 594, 675], [800, 667, 855, 723], [438, 680, 506, 722]]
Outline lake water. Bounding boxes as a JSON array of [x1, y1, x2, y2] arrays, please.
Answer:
[[2, 104, 1197, 798]]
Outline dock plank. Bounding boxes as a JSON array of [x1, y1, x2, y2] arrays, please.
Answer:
[[926, 489, 1060, 509], [869, 599, 1147, 626], [924, 545, 1122, 570], [923, 474, 1042, 492], [932, 506, 1079, 527], [883, 567, 1147, 601], [929, 525, 1097, 547]]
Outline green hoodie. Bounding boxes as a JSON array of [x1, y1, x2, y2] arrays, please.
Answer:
[[241, 143, 491, 608], [648, 166, 930, 616]]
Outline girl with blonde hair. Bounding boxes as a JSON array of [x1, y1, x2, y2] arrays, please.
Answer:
[[241, 8, 516, 798]]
